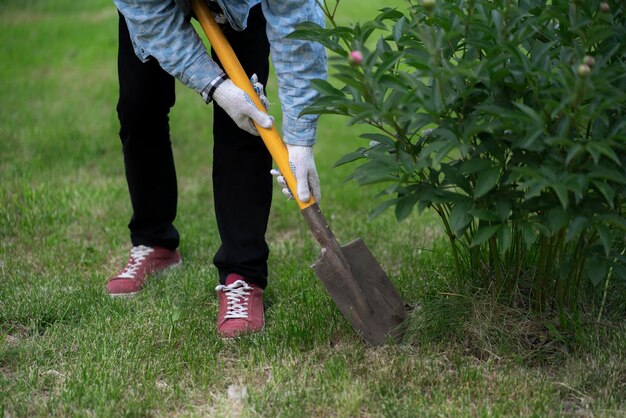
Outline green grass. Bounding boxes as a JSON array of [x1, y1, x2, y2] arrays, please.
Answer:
[[1, 0, 626, 416]]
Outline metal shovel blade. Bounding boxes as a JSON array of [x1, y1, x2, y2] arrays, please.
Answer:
[[304, 205, 408, 345], [312, 239, 408, 345]]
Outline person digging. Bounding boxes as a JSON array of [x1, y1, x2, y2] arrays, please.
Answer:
[[107, 0, 326, 338]]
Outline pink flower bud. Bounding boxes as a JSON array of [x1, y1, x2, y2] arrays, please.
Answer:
[[583, 55, 595, 67], [349, 50, 363, 66], [600, 2, 610, 12], [577, 63, 591, 77]]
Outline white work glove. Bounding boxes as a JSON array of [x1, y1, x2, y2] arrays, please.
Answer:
[[249, 73, 270, 111], [270, 144, 321, 203], [212, 75, 273, 136]]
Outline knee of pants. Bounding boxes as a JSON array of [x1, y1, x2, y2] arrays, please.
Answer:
[[117, 106, 172, 146]]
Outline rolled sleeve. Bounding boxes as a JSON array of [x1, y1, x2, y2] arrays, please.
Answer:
[[282, 115, 318, 146], [262, 0, 327, 146]]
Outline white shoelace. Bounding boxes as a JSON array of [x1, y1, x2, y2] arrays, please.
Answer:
[[117, 245, 154, 279], [215, 280, 253, 319]]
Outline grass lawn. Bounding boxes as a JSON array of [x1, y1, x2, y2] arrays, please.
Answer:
[[1, 0, 626, 416]]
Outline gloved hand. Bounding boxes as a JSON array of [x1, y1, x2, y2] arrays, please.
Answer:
[[249, 73, 270, 111], [212, 76, 273, 136], [270, 144, 321, 203]]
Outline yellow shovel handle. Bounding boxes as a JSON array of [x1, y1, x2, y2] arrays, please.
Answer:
[[190, 0, 315, 210]]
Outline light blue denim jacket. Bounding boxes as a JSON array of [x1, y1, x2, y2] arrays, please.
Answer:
[[113, 0, 327, 146]]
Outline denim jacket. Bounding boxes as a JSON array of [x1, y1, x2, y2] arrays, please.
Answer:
[[113, 0, 327, 146]]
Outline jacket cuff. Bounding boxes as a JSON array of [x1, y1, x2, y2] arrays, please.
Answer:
[[201, 72, 228, 103], [282, 116, 318, 146], [180, 52, 224, 96]]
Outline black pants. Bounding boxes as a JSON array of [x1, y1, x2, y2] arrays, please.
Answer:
[[116, 6, 272, 288]]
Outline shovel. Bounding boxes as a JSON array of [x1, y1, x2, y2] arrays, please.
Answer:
[[190, 0, 408, 345]]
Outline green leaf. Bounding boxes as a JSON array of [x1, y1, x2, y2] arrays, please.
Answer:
[[565, 144, 584, 166], [435, 128, 458, 143], [587, 143, 602, 165], [431, 78, 444, 114], [335, 149, 368, 167], [376, 8, 405, 22], [495, 200, 511, 222], [512, 102, 544, 127], [459, 159, 493, 175], [473, 167, 500, 198], [471, 225, 500, 247], [551, 183, 569, 209], [586, 256, 609, 287], [587, 141, 622, 166], [419, 140, 455, 168], [514, 129, 543, 151], [565, 216, 588, 243], [373, 54, 403, 82], [534, 222, 552, 237], [496, 224, 512, 255], [521, 222, 538, 248], [440, 163, 472, 195], [530, 40, 557, 67], [352, 163, 395, 185], [334, 72, 366, 90], [288, 21, 324, 38], [395, 192, 418, 222], [595, 223, 612, 257], [449, 199, 473, 236], [491, 9, 503, 35], [566, 174, 588, 202], [359, 133, 395, 147], [368, 198, 397, 220], [392, 16, 405, 43], [310, 79, 345, 96], [523, 178, 547, 199], [592, 180, 615, 208], [589, 166, 626, 184], [467, 209, 500, 222], [596, 214, 626, 230], [433, 139, 459, 167], [544, 207, 571, 235]]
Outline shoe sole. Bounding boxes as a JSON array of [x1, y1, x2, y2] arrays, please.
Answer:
[[219, 327, 265, 341], [109, 291, 140, 298], [218, 313, 265, 340], [107, 260, 182, 298]]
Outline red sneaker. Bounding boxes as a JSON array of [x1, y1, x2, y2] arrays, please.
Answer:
[[106, 245, 181, 297], [215, 274, 264, 338]]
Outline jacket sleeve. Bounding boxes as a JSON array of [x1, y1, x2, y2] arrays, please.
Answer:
[[261, 0, 327, 146], [114, 0, 224, 96]]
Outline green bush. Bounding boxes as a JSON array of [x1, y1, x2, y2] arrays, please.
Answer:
[[296, 0, 626, 316]]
